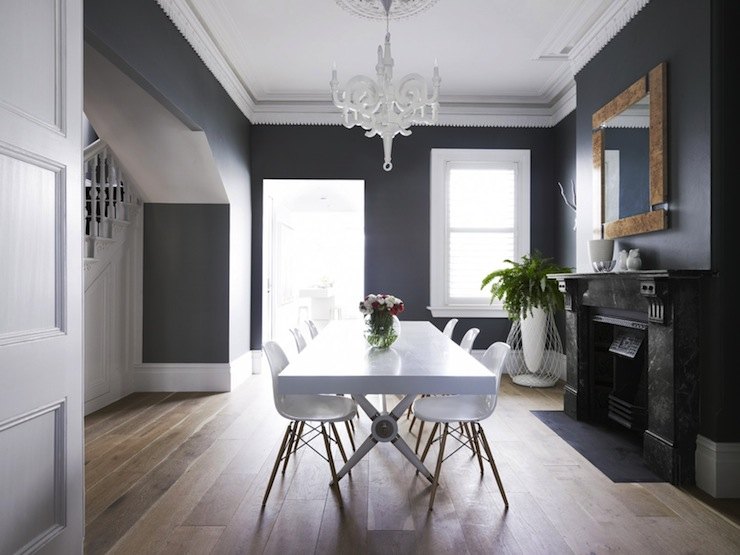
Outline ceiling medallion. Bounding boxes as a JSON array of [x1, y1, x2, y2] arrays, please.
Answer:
[[335, 0, 440, 20]]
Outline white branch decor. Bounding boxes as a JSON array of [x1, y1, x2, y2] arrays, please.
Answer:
[[330, 0, 440, 171], [558, 179, 577, 230]]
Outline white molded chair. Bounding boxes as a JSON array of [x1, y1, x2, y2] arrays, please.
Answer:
[[289, 327, 307, 353], [458, 327, 480, 354], [442, 318, 459, 338], [408, 326, 480, 433], [262, 341, 358, 506], [412, 341, 511, 510], [306, 320, 319, 339]]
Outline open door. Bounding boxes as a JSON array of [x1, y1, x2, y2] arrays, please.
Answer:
[[0, 0, 84, 552]]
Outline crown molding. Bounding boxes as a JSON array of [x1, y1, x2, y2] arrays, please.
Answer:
[[250, 100, 573, 128], [568, 0, 650, 75], [155, 0, 642, 128], [155, 0, 255, 118]]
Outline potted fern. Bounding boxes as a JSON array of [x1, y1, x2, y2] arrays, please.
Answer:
[[481, 251, 571, 387]]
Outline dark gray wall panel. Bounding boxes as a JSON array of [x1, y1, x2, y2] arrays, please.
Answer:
[[143, 204, 230, 363], [250, 124, 563, 350]]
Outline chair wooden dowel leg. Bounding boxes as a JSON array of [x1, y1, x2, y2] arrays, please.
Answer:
[[409, 415, 417, 432], [463, 422, 474, 453], [414, 420, 426, 454], [262, 422, 293, 506], [419, 422, 439, 465], [281, 420, 299, 474], [321, 423, 343, 507], [477, 423, 509, 508], [344, 420, 356, 451], [429, 423, 449, 511], [331, 422, 349, 465], [471, 422, 485, 475], [321, 424, 339, 481], [293, 421, 305, 454]]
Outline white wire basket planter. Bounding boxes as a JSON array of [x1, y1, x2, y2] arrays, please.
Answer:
[[504, 307, 565, 388]]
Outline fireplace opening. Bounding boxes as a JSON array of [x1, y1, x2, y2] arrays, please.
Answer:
[[589, 308, 648, 433]]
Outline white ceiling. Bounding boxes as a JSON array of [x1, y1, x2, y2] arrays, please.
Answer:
[[156, 0, 649, 126]]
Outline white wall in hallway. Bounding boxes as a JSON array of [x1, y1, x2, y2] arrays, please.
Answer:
[[263, 179, 364, 350]]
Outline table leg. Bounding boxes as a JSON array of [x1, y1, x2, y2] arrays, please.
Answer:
[[332, 435, 376, 484], [331, 394, 433, 485]]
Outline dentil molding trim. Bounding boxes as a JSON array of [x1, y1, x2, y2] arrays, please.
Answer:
[[155, 0, 256, 119], [569, 0, 650, 75], [155, 0, 647, 127]]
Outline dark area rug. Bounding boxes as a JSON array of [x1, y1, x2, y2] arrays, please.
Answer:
[[531, 410, 664, 483]]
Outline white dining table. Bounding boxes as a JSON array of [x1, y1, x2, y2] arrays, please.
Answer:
[[277, 319, 497, 484]]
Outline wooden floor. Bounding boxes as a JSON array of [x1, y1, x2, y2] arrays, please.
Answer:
[[84, 373, 740, 554]]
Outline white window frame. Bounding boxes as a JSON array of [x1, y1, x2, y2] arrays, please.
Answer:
[[428, 148, 531, 318]]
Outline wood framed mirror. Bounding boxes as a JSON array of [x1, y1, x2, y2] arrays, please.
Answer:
[[592, 62, 667, 239]]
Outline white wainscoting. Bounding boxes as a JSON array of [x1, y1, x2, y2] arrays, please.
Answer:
[[84, 201, 142, 415], [695, 435, 740, 498]]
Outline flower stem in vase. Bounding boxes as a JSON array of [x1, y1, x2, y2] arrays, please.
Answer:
[[359, 293, 404, 349]]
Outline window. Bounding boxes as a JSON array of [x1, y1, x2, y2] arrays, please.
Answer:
[[429, 149, 530, 318]]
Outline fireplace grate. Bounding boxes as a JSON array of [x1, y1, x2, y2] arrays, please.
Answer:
[[608, 393, 646, 430]]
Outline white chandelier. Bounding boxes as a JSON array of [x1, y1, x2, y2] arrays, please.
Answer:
[[330, 0, 441, 171]]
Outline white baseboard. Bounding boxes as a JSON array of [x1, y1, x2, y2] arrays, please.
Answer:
[[85, 390, 125, 416], [695, 435, 740, 498], [134, 363, 231, 392]]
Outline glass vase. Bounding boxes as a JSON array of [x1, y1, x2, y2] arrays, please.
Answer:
[[364, 312, 401, 349]]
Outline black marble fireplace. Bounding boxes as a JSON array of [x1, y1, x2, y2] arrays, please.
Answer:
[[549, 270, 709, 485]]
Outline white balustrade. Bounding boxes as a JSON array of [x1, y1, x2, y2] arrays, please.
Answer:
[[83, 141, 142, 254]]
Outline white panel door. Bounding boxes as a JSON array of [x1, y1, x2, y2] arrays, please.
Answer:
[[0, 0, 84, 553]]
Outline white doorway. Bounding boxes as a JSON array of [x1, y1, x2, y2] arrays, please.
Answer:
[[262, 179, 364, 355]]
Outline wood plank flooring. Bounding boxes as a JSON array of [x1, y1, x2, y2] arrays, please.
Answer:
[[84, 374, 740, 554]]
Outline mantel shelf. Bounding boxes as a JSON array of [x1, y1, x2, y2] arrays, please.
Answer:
[[547, 270, 712, 280]]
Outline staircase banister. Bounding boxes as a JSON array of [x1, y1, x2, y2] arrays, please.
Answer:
[[84, 139, 108, 162]]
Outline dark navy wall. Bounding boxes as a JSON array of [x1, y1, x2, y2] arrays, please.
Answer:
[[143, 204, 230, 363], [85, 0, 253, 363], [708, 0, 739, 442], [576, 0, 711, 271], [250, 124, 565, 351]]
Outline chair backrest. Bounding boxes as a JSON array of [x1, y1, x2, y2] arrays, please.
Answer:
[[442, 318, 458, 338], [306, 320, 319, 339], [290, 327, 307, 353], [480, 341, 511, 414], [263, 341, 291, 418], [458, 327, 480, 354]]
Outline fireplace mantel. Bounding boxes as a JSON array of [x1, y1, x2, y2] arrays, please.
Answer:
[[548, 270, 710, 484]]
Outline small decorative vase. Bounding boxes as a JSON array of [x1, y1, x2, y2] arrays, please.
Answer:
[[615, 250, 629, 272], [588, 238, 615, 271], [626, 249, 642, 271], [364, 313, 401, 349]]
